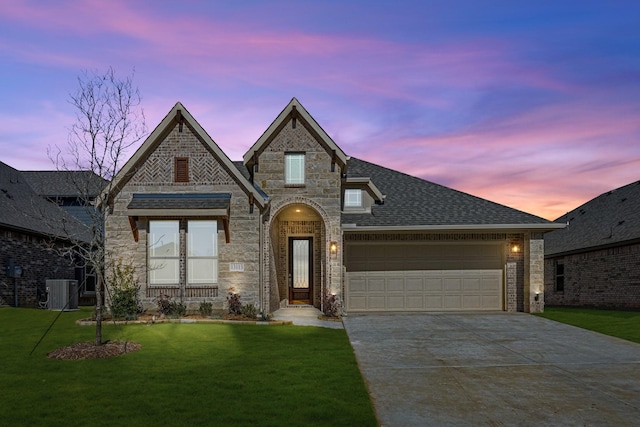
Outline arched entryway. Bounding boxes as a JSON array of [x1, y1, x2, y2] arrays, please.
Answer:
[[267, 200, 328, 310]]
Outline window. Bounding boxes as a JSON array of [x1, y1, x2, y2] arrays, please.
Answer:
[[149, 221, 180, 285], [175, 157, 189, 182], [344, 189, 362, 208], [148, 220, 219, 286], [555, 260, 565, 292], [285, 153, 305, 185], [187, 220, 218, 284]]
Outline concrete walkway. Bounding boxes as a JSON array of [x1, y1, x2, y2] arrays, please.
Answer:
[[343, 312, 640, 427], [272, 307, 344, 329]]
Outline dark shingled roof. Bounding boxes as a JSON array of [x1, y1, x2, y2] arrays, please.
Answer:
[[342, 157, 552, 227], [0, 161, 90, 242], [128, 193, 231, 210], [22, 170, 108, 198], [545, 180, 640, 256], [233, 161, 269, 200]]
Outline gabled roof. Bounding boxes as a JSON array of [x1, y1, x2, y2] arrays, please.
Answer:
[[342, 157, 560, 231], [243, 98, 348, 170], [107, 102, 267, 209], [0, 161, 90, 242], [22, 170, 107, 198], [545, 180, 640, 256]]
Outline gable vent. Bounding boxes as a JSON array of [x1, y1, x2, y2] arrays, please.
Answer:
[[175, 157, 189, 183]]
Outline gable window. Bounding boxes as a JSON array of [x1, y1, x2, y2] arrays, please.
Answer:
[[555, 260, 565, 292], [149, 220, 180, 285], [175, 157, 189, 182], [344, 189, 362, 208], [285, 153, 305, 185], [187, 220, 218, 284]]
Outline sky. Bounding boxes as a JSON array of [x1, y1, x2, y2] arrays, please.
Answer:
[[1, 1, 639, 221]]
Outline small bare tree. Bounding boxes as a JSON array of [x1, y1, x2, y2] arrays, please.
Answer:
[[50, 67, 146, 345]]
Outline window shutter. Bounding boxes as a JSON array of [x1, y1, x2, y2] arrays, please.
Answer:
[[175, 157, 189, 182]]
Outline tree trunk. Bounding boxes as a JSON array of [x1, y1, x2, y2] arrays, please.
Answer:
[[95, 275, 103, 346]]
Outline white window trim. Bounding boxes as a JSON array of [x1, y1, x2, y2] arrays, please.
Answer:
[[187, 220, 218, 285], [285, 153, 305, 185], [344, 189, 363, 208], [148, 220, 180, 285]]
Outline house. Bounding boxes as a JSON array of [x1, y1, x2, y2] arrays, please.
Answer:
[[0, 161, 90, 307], [544, 180, 640, 309], [22, 169, 108, 304], [104, 99, 562, 315], [22, 170, 108, 226]]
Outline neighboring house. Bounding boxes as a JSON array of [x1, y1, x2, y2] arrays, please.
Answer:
[[0, 161, 90, 307], [105, 99, 562, 315], [544, 180, 640, 309], [22, 170, 108, 226], [22, 170, 108, 303]]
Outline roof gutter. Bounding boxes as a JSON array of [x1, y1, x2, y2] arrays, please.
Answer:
[[342, 223, 566, 232]]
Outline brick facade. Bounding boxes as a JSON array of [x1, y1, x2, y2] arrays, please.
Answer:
[[254, 117, 343, 312], [105, 121, 261, 312], [545, 242, 640, 309], [0, 229, 76, 307]]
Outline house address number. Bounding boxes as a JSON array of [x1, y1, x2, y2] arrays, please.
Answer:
[[229, 263, 244, 272]]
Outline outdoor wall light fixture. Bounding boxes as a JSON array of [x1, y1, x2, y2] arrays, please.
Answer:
[[534, 292, 540, 302], [511, 244, 520, 253], [330, 242, 338, 258]]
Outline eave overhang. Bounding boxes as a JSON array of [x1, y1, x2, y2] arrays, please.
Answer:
[[342, 223, 567, 233]]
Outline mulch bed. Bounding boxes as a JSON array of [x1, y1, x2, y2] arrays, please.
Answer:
[[47, 341, 142, 360]]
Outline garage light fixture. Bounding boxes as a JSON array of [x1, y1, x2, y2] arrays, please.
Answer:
[[511, 244, 520, 253]]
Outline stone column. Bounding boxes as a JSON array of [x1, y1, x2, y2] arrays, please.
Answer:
[[526, 234, 545, 313]]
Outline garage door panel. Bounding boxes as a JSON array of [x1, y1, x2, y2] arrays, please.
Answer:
[[347, 269, 502, 312], [406, 295, 424, 308], [463, 277, 481, 291], [406, 278, 424, 291], [443, 278, 462, 291], [387, 277, 405, 292], [368, 278, 385, 292]]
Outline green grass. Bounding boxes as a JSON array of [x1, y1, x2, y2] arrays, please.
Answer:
[[0, 307, 377, 427], [536, 307, 640, 344]]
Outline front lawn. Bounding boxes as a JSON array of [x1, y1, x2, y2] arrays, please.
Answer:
[[535, 307, 640, 344], [0, 308, 377, 427]]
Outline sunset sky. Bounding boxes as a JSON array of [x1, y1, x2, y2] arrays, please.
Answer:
[[1, 1, 639, 220]]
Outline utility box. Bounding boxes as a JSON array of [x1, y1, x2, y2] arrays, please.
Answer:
[[46, 280, 79, 311]]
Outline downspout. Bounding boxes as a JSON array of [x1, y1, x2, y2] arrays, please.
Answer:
[[259, 210, 264, 314]]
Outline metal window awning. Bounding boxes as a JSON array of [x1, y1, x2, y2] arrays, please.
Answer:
[[127, 193, 231, 242]]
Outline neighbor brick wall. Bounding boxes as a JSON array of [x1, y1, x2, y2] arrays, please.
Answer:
[[0, 229, 76, 307], [544, 242, 640, 309]]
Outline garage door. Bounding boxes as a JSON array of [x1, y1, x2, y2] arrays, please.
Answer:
[[346, 269, 503, 311], [344, 242, 504, 312]]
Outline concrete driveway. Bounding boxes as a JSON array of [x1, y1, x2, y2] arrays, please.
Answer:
[[343, 312, 640, 427]]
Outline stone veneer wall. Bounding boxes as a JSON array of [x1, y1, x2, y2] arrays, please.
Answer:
[[0, 229, 76, 307], [105, 122, 261, 312], [544, 242, 640, 309], [254, 117, 343, 312]]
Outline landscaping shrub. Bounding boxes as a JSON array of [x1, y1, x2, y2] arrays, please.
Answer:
[[323, 289, 341, 317], [108, 260, 142, 320], [199, 301, 213, 317], [241, 303, 258, 319], [155, 293, 172, 316], [226, 287, 242, 315], [169, 301, 187, 318]]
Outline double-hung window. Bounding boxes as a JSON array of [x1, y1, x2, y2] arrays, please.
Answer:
[[555, 260, 565, 292], [187, 220, 218, 285], [149, 221, 180, 285], [285, 153, 305, 185]]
